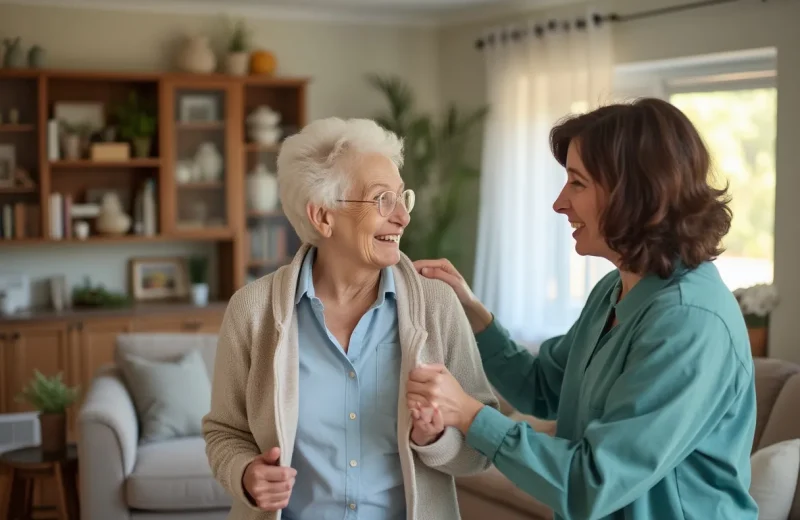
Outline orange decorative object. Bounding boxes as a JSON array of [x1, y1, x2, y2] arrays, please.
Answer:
[[250, 50, 277, 75]]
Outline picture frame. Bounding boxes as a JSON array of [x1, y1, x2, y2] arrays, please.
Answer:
[[0, 144, 16, 188], [179, 95, 219, 123], [129, 257, 190, 301]]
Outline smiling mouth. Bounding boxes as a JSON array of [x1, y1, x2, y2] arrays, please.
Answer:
[[570, 222, 585, 230], [375, 234, 401, 243]]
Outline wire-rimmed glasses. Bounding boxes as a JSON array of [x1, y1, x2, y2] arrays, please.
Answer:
[[338, 189, 416, 217]]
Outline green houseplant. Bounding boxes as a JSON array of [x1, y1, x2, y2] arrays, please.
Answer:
[[367, 74, 488, 272], [225, 19, 251, 75], [114, 91, 156, 158], [16, 370, 79, 454], [188, 255, 210, 306]]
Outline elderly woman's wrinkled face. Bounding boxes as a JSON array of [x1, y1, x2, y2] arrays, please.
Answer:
[[333, 151, 411, 269], [552, 141, 613, 261]]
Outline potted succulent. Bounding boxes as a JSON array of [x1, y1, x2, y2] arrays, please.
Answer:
[[225, 20, 250, 76], [733, 283, 779, 357], [188, 255, 210, 306], [16, 370, 79, 454], [114, 91, 156, 158]]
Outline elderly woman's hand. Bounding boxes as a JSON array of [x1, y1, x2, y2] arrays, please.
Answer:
[[409, 401, 445, 446], [406, 364, 485, 435]]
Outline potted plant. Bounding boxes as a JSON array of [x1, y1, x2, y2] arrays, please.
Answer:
[[114, 91, 156, 158], [733, 283, 779, 357], [16, 370, 79, 454], [188, 255, 210, 306], [225, 19, 250, 76]]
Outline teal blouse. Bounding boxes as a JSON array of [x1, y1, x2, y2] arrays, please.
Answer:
[[466, 261, 759, 520]]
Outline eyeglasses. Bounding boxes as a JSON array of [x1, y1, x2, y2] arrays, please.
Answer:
[[338, 189, 416, 217]]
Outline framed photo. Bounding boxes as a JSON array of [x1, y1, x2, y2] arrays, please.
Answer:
[[179, 95, 219, 123], [129, 257, 189, 301], [0, 144, 16, 188]]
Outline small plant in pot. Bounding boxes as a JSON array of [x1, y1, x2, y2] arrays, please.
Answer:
[[114, 91, 156, 158], [188, 255, 210, 306], [16, 370, 79, 454], [225, 19, 251, 76]]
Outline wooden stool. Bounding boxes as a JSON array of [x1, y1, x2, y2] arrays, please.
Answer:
[[1, 444, 79, 520]]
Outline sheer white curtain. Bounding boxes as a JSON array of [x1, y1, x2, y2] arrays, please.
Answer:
[[472, 12, 615, 345]]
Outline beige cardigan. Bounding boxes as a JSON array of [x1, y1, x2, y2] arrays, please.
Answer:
[[202, 243, 499, 520]]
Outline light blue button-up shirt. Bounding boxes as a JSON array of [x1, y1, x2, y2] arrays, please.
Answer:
[[283, 247, 405, 520]]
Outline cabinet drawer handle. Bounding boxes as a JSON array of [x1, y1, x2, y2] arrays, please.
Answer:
[[10, 332, 19, 341]]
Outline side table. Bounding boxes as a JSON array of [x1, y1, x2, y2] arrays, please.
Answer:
[[1, 443, 79, 520]]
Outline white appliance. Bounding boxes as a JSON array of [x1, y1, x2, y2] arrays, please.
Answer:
[[0, 412, 40, 454]]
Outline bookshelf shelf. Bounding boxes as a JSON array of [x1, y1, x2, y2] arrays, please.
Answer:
[[0, 124, 35, 132], [50, 159, 161, 169], [0, 67, 308, 298]]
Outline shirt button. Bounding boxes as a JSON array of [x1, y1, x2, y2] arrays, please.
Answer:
[[349, 459, 358, 467], [348, 371, 356, 379], [349, 412, 356, 420], [349, 503, 356, 510]]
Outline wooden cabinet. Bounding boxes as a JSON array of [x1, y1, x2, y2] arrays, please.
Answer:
[[0, 321, 71, 415], [0, 304, 225, 440]]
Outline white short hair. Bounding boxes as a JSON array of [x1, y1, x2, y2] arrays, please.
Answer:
[[277, 117, 404, 245]]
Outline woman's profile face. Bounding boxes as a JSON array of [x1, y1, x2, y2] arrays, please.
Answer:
[[552, 140, 614, 262], [331, 151, 411, 269]]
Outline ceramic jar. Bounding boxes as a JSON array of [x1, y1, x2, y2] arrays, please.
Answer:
[[96, 192, 131, 235], [176, 36, 216, 74], [194, 143, 223, 182], [246, 106, 282, 145], [225, 52, 249, 76], [246, 164, 279, 212]]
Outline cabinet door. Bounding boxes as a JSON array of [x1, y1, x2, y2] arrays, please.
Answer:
[[77, 317, 133, 389], [132, 310, 224, 334], [1, 321, 72, 414], [161, 79, 243, 237]]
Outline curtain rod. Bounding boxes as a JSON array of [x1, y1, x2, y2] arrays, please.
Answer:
[[474, 0, 762, 50]]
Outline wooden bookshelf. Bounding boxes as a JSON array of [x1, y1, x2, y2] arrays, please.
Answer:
[[0, 67, 308, 298]]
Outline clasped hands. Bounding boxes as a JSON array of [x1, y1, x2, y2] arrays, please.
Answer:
[[407, 363, 485, 445]]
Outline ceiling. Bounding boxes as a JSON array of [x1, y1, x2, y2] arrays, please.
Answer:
[[12, 0, 583, 25]]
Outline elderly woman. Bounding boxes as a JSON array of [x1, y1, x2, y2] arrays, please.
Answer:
[[408, 98, 758, 519], [203, 116, 498, 520]]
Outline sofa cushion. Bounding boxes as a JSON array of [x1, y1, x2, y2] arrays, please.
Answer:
[[119, 348, 212, 443], [752, 358, 800, 451], [457, 466, 552, 518], [116, 333, 219, 379], [126, 436, 232, 511], [749, 439, 800, 520]]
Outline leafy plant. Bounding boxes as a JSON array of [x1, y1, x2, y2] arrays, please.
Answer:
[[114, 91, 156, 140], [16, 370, 79, 414], [367, 74, 488, 268], [188, 255, 209, 284], [72, 276, 131, 308], [228, 20, 250, 53]]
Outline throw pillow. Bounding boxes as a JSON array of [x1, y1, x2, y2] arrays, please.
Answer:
[[119, 348, 212, 443], [749, 438, 800, 520]]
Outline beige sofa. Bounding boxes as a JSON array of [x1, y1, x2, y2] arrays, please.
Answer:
[[78, 333, 230, 520], [455, 357, 800, 520]]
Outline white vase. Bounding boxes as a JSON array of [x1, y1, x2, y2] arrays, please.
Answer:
[[191, 283, 209, 307], [96, 192, 131, 235], [176, 35, 216, 73], [195, 143, 223, 182], [246, 164, 279, 212], [246, 106, 282, 145]]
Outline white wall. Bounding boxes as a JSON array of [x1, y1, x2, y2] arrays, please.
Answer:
[[0, 2, 441, 306], [437, 0, 800, 362]]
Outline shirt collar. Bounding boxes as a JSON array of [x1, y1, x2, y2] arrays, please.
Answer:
[[610, 258, 688, 323], [294, 247, 396, 305]]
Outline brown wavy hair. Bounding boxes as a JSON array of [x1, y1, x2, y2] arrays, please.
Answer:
[[549, 97, 732, 278]]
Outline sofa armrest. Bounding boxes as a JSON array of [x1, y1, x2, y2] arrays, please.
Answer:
[[78, 365, 139, 520]]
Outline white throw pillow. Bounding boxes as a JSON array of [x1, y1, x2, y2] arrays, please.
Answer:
[[750, 438, 800, 520]]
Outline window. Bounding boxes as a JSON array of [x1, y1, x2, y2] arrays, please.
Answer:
[[614, 48, 777, 290]]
